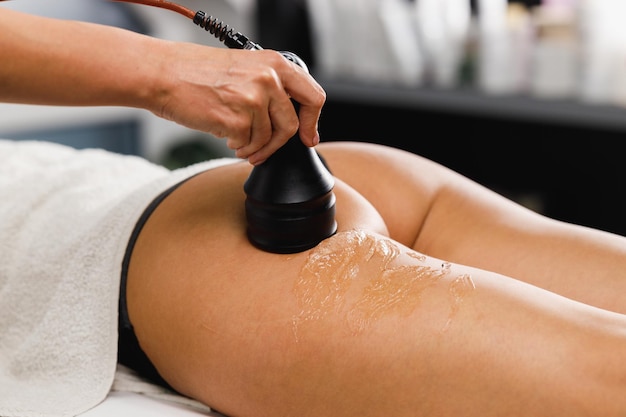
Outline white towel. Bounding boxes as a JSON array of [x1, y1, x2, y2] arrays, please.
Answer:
[[0, 139, 239, 417]]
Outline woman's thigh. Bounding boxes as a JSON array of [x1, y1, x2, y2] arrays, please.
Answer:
[[317, 142, 626, 314], [125, 160, 393, 412], [125, 156, 626, 417]]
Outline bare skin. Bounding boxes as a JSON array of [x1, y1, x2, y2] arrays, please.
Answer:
[[2, 5, 626, 416], [127, 142, 626, 417], [0, 7, 325, 164]]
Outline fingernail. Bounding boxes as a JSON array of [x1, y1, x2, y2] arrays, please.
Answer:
[[312, 132, 320, 146]]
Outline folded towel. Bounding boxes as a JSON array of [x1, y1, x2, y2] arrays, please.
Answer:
[[0, 139, 238, 417]]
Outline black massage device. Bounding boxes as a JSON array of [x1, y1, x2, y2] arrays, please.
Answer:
[[117, 0, 338, 253]]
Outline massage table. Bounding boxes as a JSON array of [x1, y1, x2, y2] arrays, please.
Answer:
[[81, 392, 225, 417], [80, 366, 226, 417]]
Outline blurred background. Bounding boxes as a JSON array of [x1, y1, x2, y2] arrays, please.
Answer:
[[1, 0, 626, 236]]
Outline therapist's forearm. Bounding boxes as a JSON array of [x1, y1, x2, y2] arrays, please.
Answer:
[[0, 8, 165, 111], [0, 6, 327, 163]]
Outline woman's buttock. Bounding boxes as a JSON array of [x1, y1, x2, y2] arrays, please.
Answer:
[[124, 160, 389, 402]]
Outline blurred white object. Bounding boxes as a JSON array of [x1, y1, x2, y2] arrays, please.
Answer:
[[504, 4, 533, 94], [378, 0, 424, 86], [414, 0, 470, 88], [578, 0, 626, 106], [305, 0, 339, 79], [306, 0, 423, 86], [341, 0, 386, 83], [476, 0, 511, 94], [529, 1, 579, 99]]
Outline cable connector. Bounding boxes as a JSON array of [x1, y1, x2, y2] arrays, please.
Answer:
[[193, 10, 261, 50]]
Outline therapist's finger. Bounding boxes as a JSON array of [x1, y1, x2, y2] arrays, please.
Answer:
[[243, 100, 300, 164], [296, 102, 322, 147], [282, 70, 326, 147], [234, 111, 271, 160]]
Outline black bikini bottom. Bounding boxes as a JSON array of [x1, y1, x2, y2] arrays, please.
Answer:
[[117, 153, 331, 388], [117, 175, 199, 389]]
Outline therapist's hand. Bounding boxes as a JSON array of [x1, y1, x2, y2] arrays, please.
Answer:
[[152, 46, 326, 165], [0, 8, 324, 164]]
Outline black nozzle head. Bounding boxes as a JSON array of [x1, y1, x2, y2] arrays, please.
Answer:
[[245, 190, 337, 254], [243, 137, 337, 254], [242, 50, 333, 254]]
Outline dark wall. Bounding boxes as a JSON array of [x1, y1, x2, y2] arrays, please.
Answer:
[[256, 0, 626, 237], [318, 99, 626, 237]]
